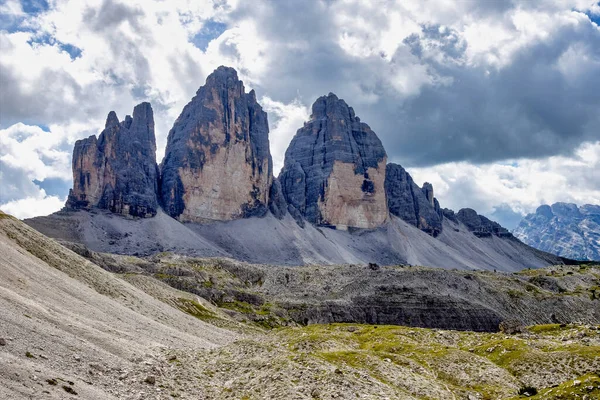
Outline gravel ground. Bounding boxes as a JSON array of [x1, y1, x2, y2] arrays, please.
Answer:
[[25, 209, 562, 271]]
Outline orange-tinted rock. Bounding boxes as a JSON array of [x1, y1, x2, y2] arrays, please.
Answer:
[[160, 67, 273, 222], [279, 93, 387, 229], [66, 103, 158, 217]]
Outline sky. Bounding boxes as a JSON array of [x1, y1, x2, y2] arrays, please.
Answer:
[[0, 0, 599, 229]]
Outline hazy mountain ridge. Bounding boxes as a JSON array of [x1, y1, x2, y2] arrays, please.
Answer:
[[514, 203, 600, 261]]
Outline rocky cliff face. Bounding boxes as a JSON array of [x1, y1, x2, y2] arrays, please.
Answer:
[[66, 102, 159, 217], [385, 163, 443, 236], [456, 208, 511, 237], [279, 93, 387, 230], [160, 66, 273, 222], [514, 203, 600, 260]]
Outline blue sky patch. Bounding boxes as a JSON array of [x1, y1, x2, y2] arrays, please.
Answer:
[[26, 33, 82, 59], [191, 19, 227, 51], [21, 0, 50, 15], [33, 178, 71, 198]]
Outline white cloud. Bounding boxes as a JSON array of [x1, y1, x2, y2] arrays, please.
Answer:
[[1, 0, 599, 222], [0, 123, 71, 181], [0, 190, 65, 220], [260, 96, 310, 175], [407, 141, 600, 219], [0, 0, 24, 16]]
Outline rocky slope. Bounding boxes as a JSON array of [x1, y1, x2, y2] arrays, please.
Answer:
[[160, 66, 273, 222], [62, 245, 600, 332], [25, 208, 565, 271], [0, 211, 235, 399], [279, 93, 388, 230], [2, 212, 599, 399], [514, 203, 600, 261], [66, 102, 159, 217]]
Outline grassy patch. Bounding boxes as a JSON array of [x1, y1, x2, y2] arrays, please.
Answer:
[[174, 298, 219, 322], [507, 373, 600, 399]]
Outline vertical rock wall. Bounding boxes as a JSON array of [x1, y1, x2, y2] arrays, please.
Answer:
[[279, 93, 388, 229], [66, 103, 159, 217], [385, 163, 443, 236], [160, 66, 273, 222]]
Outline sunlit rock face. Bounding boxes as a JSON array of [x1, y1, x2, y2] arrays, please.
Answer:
[[385, 163, 443, 236], [279, 93, 388, 230], [160, 66, 273, 222], [66, 102, 159, 217]]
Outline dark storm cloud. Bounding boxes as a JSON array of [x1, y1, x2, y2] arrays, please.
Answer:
[[238, 1, 600, 167], [386, 21, 600, 166]]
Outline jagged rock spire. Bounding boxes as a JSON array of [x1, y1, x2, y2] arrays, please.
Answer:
[[160, 66, 273, 222], [66, 102, 159, 217], [279, 93, 388, 229]]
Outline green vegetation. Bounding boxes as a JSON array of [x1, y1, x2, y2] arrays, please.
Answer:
[[174, 298, 219, 322], [509, 374, 600, 399], [272, 323, 600, 399]]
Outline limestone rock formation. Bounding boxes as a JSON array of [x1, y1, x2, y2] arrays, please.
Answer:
[[66, 102, 159, 217], [456, 208, 511, 237], [279, 93, 387, 229], [268, 178, 288, 220], [385, 163, 443, 236], [514, 203, 600, 260], [160, 66, 273, 222]]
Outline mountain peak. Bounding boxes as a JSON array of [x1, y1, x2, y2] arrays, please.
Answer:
[[310, 93, 356, 121], [280, 94, 387, 229], [67, 103, 158, 217], [515, 203, 599, 260], [161, 66, 273, 222], [535, 204, 553, 218], [105, 111, 119, 129]]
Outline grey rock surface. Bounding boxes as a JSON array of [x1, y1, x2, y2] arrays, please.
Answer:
[[65, 103, 159, 217], [160, 66, 273, 222], [268, 178, 288, 220], [514, 202, 600, 261], [25, 209, 564, 272], [456, 208, 511, 237], [385, 163, 443, 236], [279, 93, 388, 229]]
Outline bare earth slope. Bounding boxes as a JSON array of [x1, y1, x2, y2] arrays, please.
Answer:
[[25, 209, 562, 271], [2, 211, 600, 399], [0, 212, 236, 399]]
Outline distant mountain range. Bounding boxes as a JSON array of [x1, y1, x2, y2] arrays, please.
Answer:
[[514, 203, 600, 261]]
